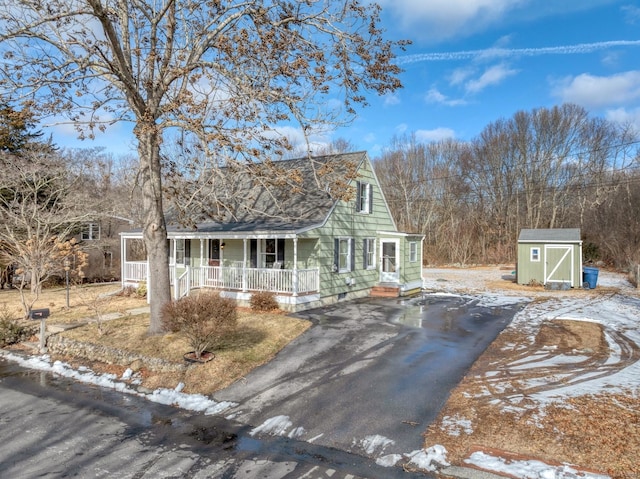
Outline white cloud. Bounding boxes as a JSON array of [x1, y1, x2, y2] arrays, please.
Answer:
[[449, 67, 475, 86], [383, 93, 401, 106], [377, 0, 522, 41], [622, 4, 640, 24], [605, 107, 640, 132], [465, 64, 518, 94], [552, 71, 640, 108], [395, 123, 408, 134], [425, 88, 467, 106], [415, 128, 456, 142]]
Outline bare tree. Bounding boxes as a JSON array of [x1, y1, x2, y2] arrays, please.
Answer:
[[0, 0, 407, 333], [0, 151, 90, 318]]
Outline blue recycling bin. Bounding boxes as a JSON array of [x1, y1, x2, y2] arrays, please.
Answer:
[[583, 266, 599, 289]]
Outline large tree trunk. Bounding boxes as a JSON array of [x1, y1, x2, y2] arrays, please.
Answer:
[[138, 127, 171, 334]]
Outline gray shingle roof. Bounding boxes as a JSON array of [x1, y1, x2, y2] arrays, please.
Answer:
[[518, 228, 581, 243], [168, 151, 367, 235]]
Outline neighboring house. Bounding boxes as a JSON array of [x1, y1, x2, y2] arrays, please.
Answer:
[[120, 151, 424, 311], [78, 216, 135, 281], [516, 228, 583, 288]]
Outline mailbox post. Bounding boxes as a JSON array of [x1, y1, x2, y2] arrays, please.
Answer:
[[29, 308, 50, 353]]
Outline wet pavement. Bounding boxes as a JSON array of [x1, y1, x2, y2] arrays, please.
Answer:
[[215, 294, 525, 463], [0, 293, 525, 477]]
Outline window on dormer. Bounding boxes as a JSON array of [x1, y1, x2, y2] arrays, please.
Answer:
[[356, 181, 372, 214]]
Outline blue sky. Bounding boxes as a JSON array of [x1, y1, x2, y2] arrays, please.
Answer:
[[50, 0, 640, 159]]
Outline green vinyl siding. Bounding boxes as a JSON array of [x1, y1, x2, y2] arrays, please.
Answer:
[[299, 156, 397, 299]]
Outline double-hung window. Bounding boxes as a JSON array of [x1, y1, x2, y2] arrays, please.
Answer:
[[334, 238, 354, 273], [409, 242, 418, 263], [174, 239, 191, 266], [363, 238, 376, 269], [81, 223, 100, 241], [356, 181, 373, 214]]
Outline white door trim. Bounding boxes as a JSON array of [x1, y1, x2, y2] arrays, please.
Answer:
[[380, 238, 400, 283]]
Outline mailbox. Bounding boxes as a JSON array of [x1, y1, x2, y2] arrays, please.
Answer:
[[29, 308, 50, 320]]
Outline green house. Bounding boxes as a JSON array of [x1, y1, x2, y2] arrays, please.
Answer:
[[120, 151, 424, 311], [516, 228, 583, 288]]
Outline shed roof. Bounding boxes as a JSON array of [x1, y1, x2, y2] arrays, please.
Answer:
[[518, 228, 581, 243]]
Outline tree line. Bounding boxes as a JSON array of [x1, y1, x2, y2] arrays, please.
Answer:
[[373, 103, 640, 269]]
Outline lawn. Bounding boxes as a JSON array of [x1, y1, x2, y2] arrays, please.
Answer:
[[0, 284, 311, 395]]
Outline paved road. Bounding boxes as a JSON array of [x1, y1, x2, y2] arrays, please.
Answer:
[[215, 294, 525, 463], [0, 294, 524, 478], [0, 359, 423, 478]]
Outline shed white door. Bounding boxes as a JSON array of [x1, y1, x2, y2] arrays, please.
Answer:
[[544, 245, 574, 285], [380, 239, 400, 283]]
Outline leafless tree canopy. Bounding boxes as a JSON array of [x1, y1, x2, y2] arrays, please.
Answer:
[[0, 0, 407, 332], [375, 104, 640, 267]]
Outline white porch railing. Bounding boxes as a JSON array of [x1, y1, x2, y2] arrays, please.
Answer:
[[123, 262, 319, 296]]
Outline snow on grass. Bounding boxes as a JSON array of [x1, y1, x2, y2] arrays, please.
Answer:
[[440, 415, 473, 436], [465, 451, 610, 479], [0, 351, 236, 415], [405, 445, 450, 471]]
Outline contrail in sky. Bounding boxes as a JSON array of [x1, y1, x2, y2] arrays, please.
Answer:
[[396, 40, 640, 64]]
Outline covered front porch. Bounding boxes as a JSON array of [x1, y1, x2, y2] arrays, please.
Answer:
[[122, 261, 319, 298], [120, 232, 321, 309]]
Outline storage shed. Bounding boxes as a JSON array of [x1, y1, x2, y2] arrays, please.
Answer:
[[517, 228, 583, 288]]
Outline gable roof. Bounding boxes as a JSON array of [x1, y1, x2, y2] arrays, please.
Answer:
[[168, 151, 367, 235], [518, 228, 581, 243]]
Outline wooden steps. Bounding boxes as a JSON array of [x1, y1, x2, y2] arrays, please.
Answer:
[[370, 285, 400, 298]]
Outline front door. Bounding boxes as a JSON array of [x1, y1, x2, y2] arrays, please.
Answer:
[[380, 239, 400, 283]]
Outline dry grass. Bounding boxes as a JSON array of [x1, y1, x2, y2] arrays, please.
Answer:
[[422, 271, 640, 479], [423, 323, 640, 478], [1, 284, 311, 395], [0, 283, 147, 323], [59, 310, 311, 394]]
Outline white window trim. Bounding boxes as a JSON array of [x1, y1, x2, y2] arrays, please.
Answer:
[[175, 239, 186, 266], [357, 182, 371, 214], [259, 238, 278, 269], [338, 237, 352, 273], [409, 241, 418, 263], [82, 223, 100, 241], [530, 247, 540, 262], [365, 238, 376, 270]]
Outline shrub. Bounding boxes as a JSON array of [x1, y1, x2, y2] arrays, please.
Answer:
[[250, 290, 279, 312], [0, 319, 32, 347], [136, 281, 147, 298], [161, 292, 237, 360]]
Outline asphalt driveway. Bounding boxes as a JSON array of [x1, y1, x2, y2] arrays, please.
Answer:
[[215, 294, 525, 463]]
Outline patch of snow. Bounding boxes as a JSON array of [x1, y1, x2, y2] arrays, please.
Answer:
[[465, 451, 610, 479], [376, 453, 402, 467], [441, 415, 473, 436], [287, 426, 305, 439], [405, 445, 450, 472], [249, 415, 292, 437], [354, 434, 395, 455], [0, 351, 236, 416]]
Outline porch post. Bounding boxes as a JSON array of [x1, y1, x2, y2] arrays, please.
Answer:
[[120, 235, 126, 287], [293, 237, 298, 297], [242, 238, 248, 292], [199, 238, 204, 287]]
